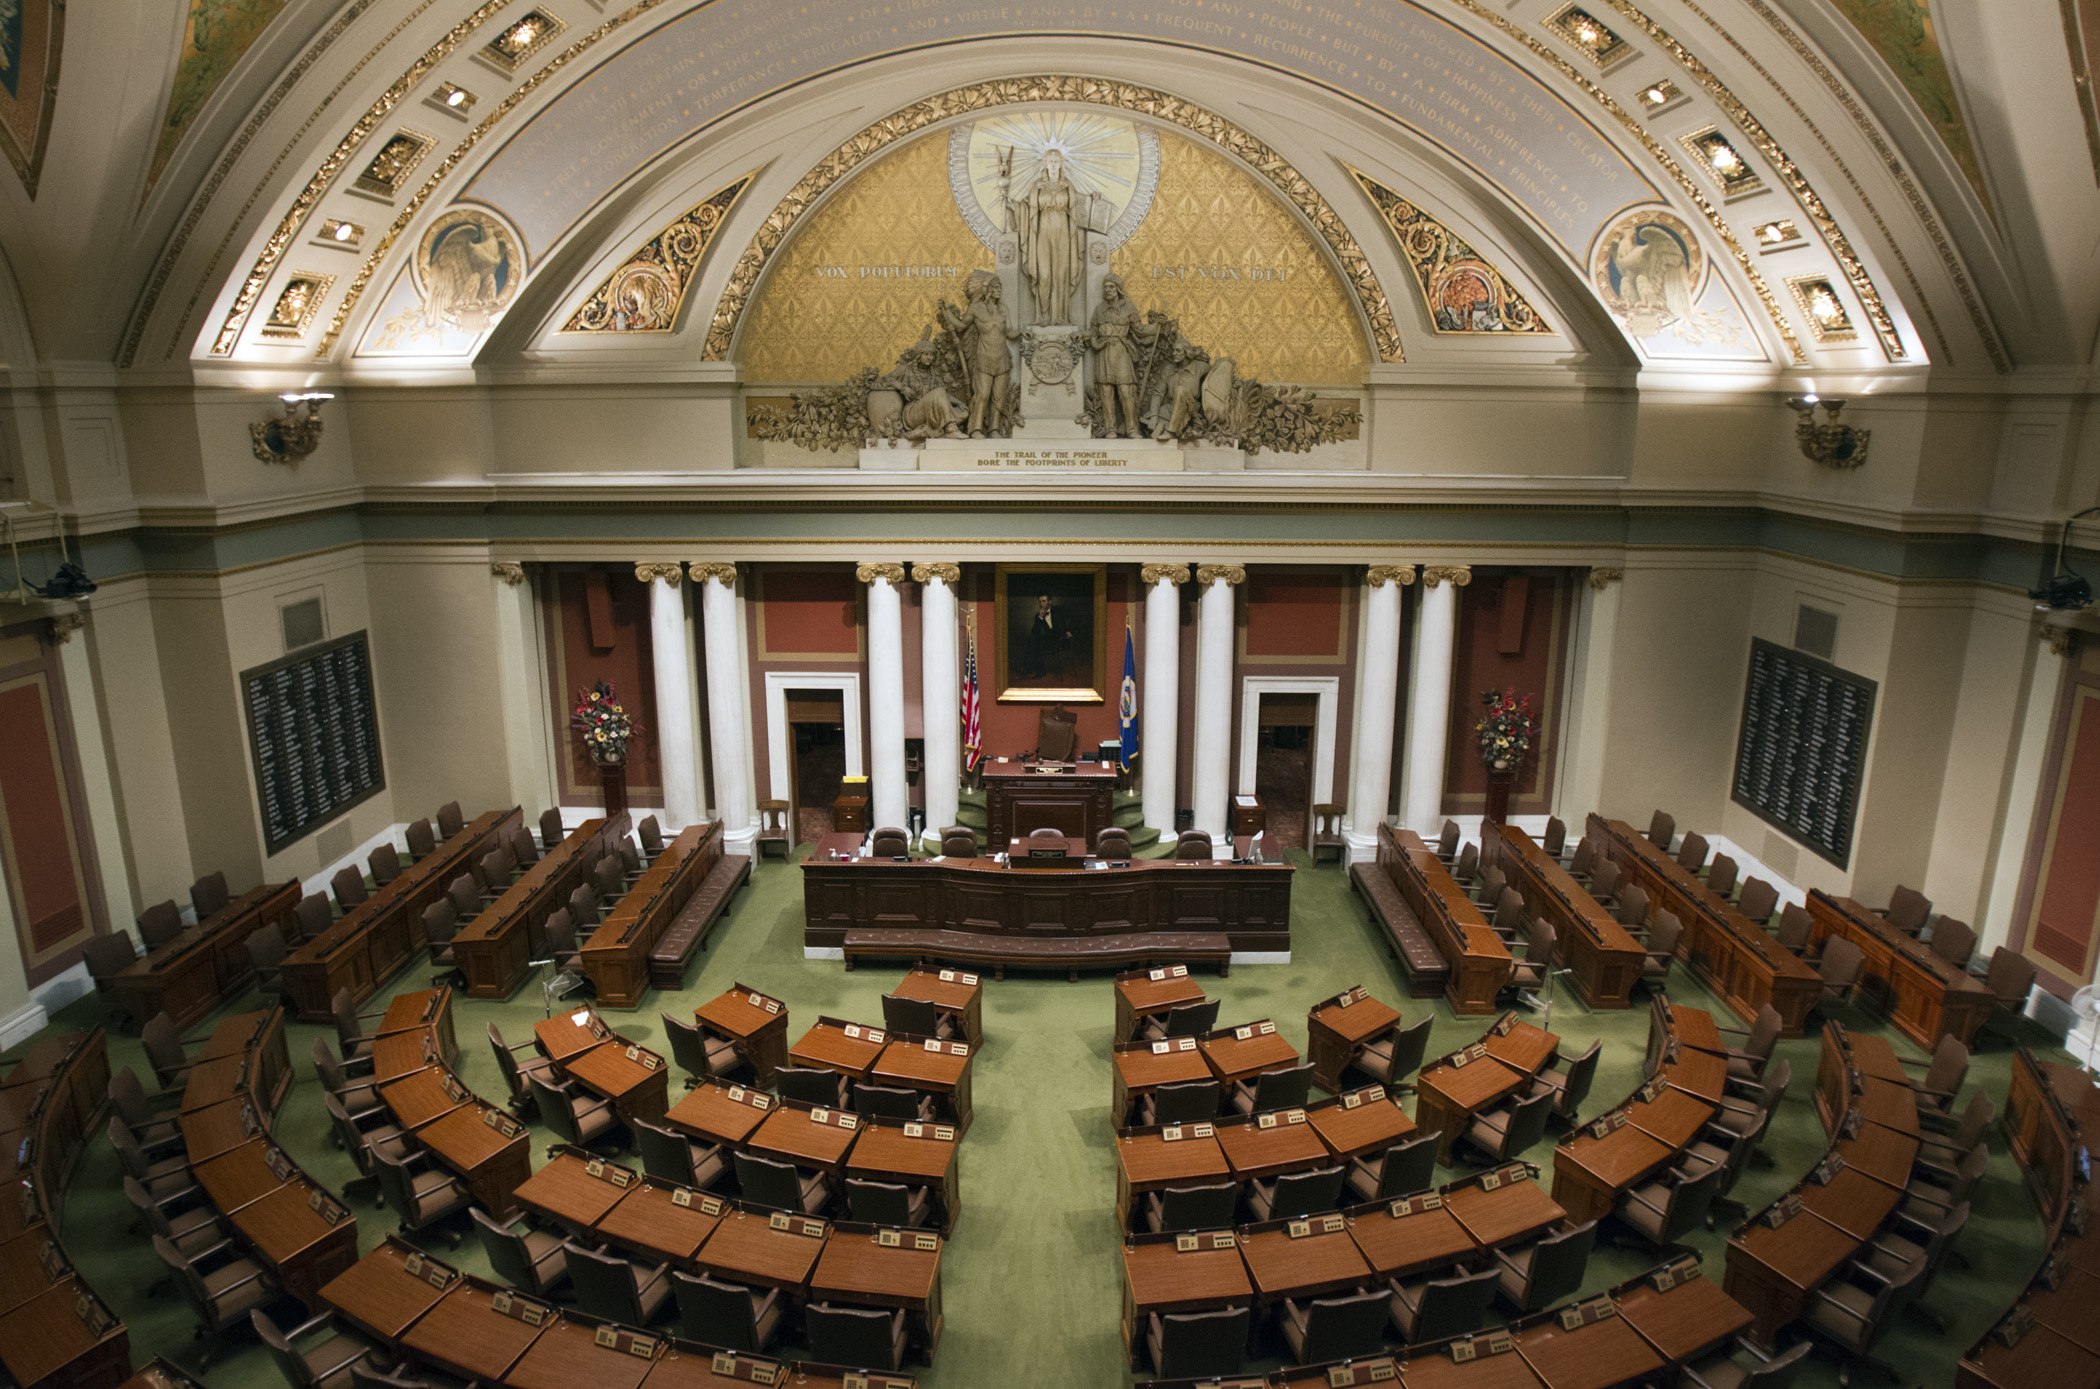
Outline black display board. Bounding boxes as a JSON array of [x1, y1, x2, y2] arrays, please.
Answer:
[[242, 632, 385, 854], [1730, 638, 1876, 868]]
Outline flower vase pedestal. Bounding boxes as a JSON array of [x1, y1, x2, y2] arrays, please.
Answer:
[[595, 757, 627, 819], [1484, 764, 1515, 826]]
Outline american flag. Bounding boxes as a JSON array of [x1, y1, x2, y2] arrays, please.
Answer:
[[961, 615, 982, 772]]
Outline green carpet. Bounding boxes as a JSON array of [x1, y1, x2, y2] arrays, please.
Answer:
[[10, 848, 2072, 1388]]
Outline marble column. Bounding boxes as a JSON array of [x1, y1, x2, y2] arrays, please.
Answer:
[[914, 563, 961, 848], [1401, 565, 1471, 835], [639, 562, 701, 832], [859, 562, 910, 834], [1190, 564, 1244, 842], [691, 563, 754, 851], [1141, 564, 1189, 835], [490, 564, 556, 827], [1559, 568, 1623, 829], [1345, 565, 1415, 863]]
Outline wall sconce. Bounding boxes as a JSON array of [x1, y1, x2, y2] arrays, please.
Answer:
[[1785, 394, 1870, 469], [251, 392, 334, 464]]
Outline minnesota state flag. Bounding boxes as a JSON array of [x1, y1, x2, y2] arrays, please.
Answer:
[[1118, 624, 1139, 772]]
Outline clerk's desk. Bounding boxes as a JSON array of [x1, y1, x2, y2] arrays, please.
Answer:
[[979, 758, 1118, 852]]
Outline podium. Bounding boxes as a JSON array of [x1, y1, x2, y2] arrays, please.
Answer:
[[981, 760, 1116, 852]]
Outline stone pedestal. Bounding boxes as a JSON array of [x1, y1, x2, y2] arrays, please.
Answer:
[[1015, 326, 1091, 440]]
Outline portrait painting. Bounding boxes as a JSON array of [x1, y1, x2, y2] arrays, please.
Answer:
[[995, 563, 1106, 703]]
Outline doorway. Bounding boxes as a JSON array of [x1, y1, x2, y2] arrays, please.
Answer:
[[786, 691, 847, 845], [1255, 692, 1318, 850]]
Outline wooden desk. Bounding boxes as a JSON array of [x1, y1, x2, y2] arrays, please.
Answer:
[[1305, 986, 1403, 1092], [695, 1206, 827, 1294], [400, 1278, 548, 1383], [227, 1178, 357, 1311], [1444, 1173, 1564, 1249], [1237, 1216, 1374, 1307], [1113, 1039, 1210, 1128], [1381, 827, 1514, 1014], [506, 1315, 662, 1389], [663, 1079, 773, 1148], [1345, 1198, 1479, 1279], [1415, 1054, 1526, 1162], [416, 1100, 530, 1217], [1197, 1021, 1299, 1086], [1612, 1270, 1754, 1364], [1725, 1211, 1860, 1351], [1514, 1304, 1665, 1389], [1115, 1128, 1231, 1230], [981, 760, 1117, 852], [595, 1179, 724, 1265], [1395, 1341, 1547, 1389], [2004, 1050, 2081, 1231], [179, 1054, 248, 1113], [1858, 1078, 1921, 1137], [1214, 1111, 1329, 1181], [870, 1038, 973, 1132], [1483, 1020, 1559, 1076], [111, 882, 299, 1030], [193, 1138, 291, 1214], [889, 969, 983, 1049], [534, 1008, 616, 1064], [790, 1018, 889, 1079], [1305, 1087, 1416, 1162], [179, 1097, 262, 1163], [379, 1067, 466, 1132], [0, 1227, 66, 1315], [810, 1222, 944, 1357], [1807, 890, 1996, 1048], [584, 822, 721, 1007], [1490, 822, 1642, 1009], [1960, 1326, 2100, 1389], [746, 1104, 861, 1175], [1114, 967, 1205, 1044], [1798, 1167, 1901, 1240], [1665, 1004, 1726, 1056], [696, 985, 791, 1083], [369, 1029, 443, 1085], [2025, 1269, 2100, 1355], [1835, 1122, 1919, 1189], [453, 815, 619, 1001], [846, 1119, 962, 1234], [1551, 1124, 1673, 1226], [1120, 1231, 1252, 1367], [562, 1040, 673, 1126], [0, 1278, 128, 1389], [516, 1150, 638, 1235], [1659, 1048, 1728, 1104], [1592, 816, 1820, 1036], [320, 1239, 455, 1342], [1625, 1087, 1714, 1150]]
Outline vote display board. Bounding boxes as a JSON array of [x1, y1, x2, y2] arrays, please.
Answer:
[[1730, 638, 1875, 868], [242, 633, 385, 853]]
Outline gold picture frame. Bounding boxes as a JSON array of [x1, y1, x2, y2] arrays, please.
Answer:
[[994, 563, 1107, 704]]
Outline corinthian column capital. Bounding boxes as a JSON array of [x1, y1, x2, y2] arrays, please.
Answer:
[[688, 562, 739, 588], [634, 561, 685, 585], [856, 562, 907, 586], [1365, 565, 1417, 589], [1586, 567, 1624, 590], [1195, 563, 1246, 587], [1420, 564, 1473, 589], [911, 562, 961, 586], [490, 562, 526, 586], [1141, 563, 1190, 586]]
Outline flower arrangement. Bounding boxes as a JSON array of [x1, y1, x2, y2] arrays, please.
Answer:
[[1476, 687, 1536, 771], [570, 680, 638, 765]]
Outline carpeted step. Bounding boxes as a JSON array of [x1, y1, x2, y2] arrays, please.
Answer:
[[1123, 825, 1160, 850]]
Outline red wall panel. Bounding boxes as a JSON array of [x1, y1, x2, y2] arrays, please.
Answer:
[[545, 568, 664, 805]]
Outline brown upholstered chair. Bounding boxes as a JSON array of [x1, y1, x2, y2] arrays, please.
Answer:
[[1928, 916, 1975, 968], [1881, 885, 1932, 935], [1616, 883, 1651, 933], [153, 1233, 276, 1365], [1737, 878, 1779, 925], [565, 1241, 672, 1325], [472, 1208, 569, 1297], [1587, 858, 1622, 907], [939, 825, 979, 857], [137, 900, 185, 950], [1675, 832, 1709, 873], [1646, 810, 1675, 849], [672, 1271, 783, 1354], [539, 807, 566, 849], [870, 827, 912, 857], [1980, 947, 2039, 1037], [190, 871, 230, 919], [294, 893, 333, 941], [435, 801, 464, 839], [371, 1148, 470, 1244], [1704, 854, 1739, 900], [1028, 826, 1066, 840], [487, 1023, 557, 1110], [1436, 820, 1461, 863], [1149, 1305, 1252, 1378], [1036, 706, 1078, 762], [637, 815, 664, 862], [1813, 938, 1865, 1017], [368, 844, 402, 887], [1175, 829, 1214, 860], [508, 827, 539, 867], [331, 866, 368, 913], [1541, 816, 1567, 859], [1773, 903, 1814, 954], [251, 1307, 381, 1389], [404, 818, 436, 860], [1096, 827, 1133, 859], [84, 930, 140, 998]]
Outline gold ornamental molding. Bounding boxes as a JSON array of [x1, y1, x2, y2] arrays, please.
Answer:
[[1601, 0, 1904, 362], [563, 171, 760, 333], [205, 0, 520, 359], [1140, 563, 1190, 586], [911, 562, 961, 586], [1444, 0, 1804, 364], [1586, 567, 1624, 589], [634, 561, 685, 585], [855, 562, 907, 586], [702, 76, 1403, 364], [1365, 565, 1418, 588], [688, 561, 739, 587], [1421, 565, 1474, 588], [1195, 564, 1247, 587], [490, 561, 527, 585]]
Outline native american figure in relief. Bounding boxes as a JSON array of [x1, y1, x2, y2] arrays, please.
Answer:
[[868, 335, 967, 441], [1004, 147, 1094, 327], [936, 271, 1022, 437]]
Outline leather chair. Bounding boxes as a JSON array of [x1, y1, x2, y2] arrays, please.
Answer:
[[672, 1270, 782, 1353], [293, 894, 334, 942], [1675, 832, 1709, 874], [1232, 1061, 1314, 1116], [471, 1209, 568, 1296], [664, 1013, 744, 1083], [331, 987, 381, 1062], [542, 908, 588, 976], [591, 853, 625, 900], [1736, 878, 1779, 925], [734, 1151, 832, 1215], [853, 1081, 936, 1122], [1927, 916, 1975, 968], [1491, 886, 1529, 944], [1095, 827, 1133, 859], [482, 846, 522, 894], [1027, 826, 1066, 841], [137, 900, 184, 950], [190, 871, 230, 919], [1566, 838, 1595, 885], [247, 930, 289, 999], [846, 1177, 932, 1228], [331, 865, 369, 913], [510, 825, 539, 868], [450, 873, 488, 922], [371, 1148, 470, 1244], [1646, 809, 1675, 849], [1641, 912, 1683, 987], [804, 1303, 907, 1371], [1144, 1182, 1237, 1233], [870, 826, 912, 857], [251, 1307, 379, 1389], [1137, 1079, 1221, 1128], [83, 929, 140, 1006], [109, 1066, 182, 1148], [1721, 1005, 1781, 1085], [1980, 947, 2039, 1035], [1353, 1013, 1433, 1087], [1436, 820, 1461, 862], [881, 993, 956, 1040], [311, 1036, 382, 1119], [1773, 903, 1814, 954], [528, 1073, 619, 1151], [1469, 864, 1508, 908], [1813, 938, 1866, 1017], [324, 1091, 405, 1204], [1587, 859, 1622, 908], [420, 901, 462, 987], [1174, 829, 1214, 860], [565, 1240, 672, 1325], [1683, 1339, 1812, 1389], [1714, 1058, 1791, 1141], [487, 1023, 557, 1111], [1036, 706, 1079, 762], [1682, 1109, 1769, 1223], [1904, 1033, 1969, 1116], [636, 1118, 727, 1190], [540, 807, 566, 849], [1493, 1219, 1597, 1313], [125, 1175, 224, 1262], [565, 884, 599, 929], [1388, 1265, 1499, 1343], [141, 1011, 199, 1089], [638, 815, 664, 862], [1800, 1248, 1929, 1383], [1529, 1040, 1601, 1125], [404, 819, 436, 860], [1865, 1200, 1969, 1312], [1452, 841, 1479, 885], [153, 1233, 275, 1366], [1902, 1142, 1987, 1222], [1246, 1164, 1345, 1221], [1345, 1132, 1438, 1203], [1137, 998, 1219, 1043], [1705, 854, 1739, 900], [435, 801, 464, 839], [775, 1066, 850, 1108], [1615, 883, 1651, 934], [1918, 1091, 1994, 1169], [1462, 1087, 1555, 1163], [1541, 816, 1567, 859], [1881, 885, 1932, 936], [1284, 1288, 1389, 1363], [1614, 1163, 1725, 1249], [1147, 1304, 1250, 1378], [1505, 922, 1558, 998], [939, 825, 978, 857]]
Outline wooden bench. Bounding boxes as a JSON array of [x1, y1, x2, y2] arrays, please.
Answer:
[[841, 928, 1231, 981], [1349, 862, 1450, 998], [646, 853, 752, 988]]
